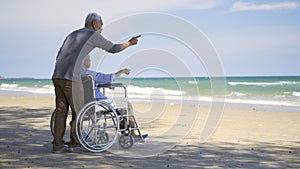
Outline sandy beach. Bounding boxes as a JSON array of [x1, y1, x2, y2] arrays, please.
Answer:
[[0, 95, 299, 168]]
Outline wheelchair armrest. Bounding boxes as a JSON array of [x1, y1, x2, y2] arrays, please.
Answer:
[[97, 83, 124, 88]]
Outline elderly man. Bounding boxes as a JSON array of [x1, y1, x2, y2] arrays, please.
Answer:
[[52, 12, 140, 153]]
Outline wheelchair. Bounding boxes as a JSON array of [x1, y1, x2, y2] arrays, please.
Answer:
[[50, 75, 148, 152]]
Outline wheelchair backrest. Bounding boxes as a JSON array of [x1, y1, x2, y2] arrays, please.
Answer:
[[81, 75, 95, 104]]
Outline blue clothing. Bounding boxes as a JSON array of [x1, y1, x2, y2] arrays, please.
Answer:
[[81, 68, 115, 100]]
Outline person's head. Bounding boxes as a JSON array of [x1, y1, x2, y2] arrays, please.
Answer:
[[85, 12, 103, 33], [84, 55, 91, 69]]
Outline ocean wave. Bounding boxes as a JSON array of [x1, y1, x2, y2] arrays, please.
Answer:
[[127, 85, 185, 96], [0, 83, 54, 95], [293, 92, 300, 97], [188, 80, 198, 84], [225, 98, 299, 107], [0, 83, 19, 88], [1, 82, 299, 108], [228, 81, 300, 86], [0, 84, 184, 96], [228, 91, 247, 96], [128, 94, 300, 107]]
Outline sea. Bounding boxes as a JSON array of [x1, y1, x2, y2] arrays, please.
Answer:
[[1, 76, 300, 112]]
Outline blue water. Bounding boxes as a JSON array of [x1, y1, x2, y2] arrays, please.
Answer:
[[1, 76, 300, 111]]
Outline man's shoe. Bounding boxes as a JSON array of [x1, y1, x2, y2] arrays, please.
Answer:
[[68, 146, 82, 153], [68, 141, 81, 148], [67, 142, 81, 153], [63, 141, 69, 148], [52, 148, 65, 153]]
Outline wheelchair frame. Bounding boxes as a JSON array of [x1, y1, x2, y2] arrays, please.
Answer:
[[50, 75, 146, 152]]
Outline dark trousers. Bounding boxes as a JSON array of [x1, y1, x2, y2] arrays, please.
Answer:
[[52, 78, 78, 150]]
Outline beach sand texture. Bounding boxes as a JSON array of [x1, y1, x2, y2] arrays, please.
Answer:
[[0, 95, 300, 168]]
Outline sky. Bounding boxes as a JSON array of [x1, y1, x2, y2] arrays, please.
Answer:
[[0, 0, 299, 78]]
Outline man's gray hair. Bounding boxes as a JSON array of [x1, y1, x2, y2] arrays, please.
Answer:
[[85, 12, 102, 26]]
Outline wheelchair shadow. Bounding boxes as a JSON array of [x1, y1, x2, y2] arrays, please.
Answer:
[[0, 107, 300, 169]]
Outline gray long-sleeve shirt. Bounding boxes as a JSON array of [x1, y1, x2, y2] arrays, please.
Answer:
[[52, 28, 114, 81]]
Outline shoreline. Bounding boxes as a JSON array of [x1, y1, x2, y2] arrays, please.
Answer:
[[0, 94, 299, 113]]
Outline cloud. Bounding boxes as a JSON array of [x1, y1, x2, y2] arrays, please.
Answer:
[[0, 0, 223, 29], [230, 1, 298, 12], [100, 0, 222, 11]]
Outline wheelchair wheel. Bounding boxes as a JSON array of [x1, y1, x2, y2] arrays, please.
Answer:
[[76, 100, 120, 152], [50, 109, 72, 137], [118, 135, 134, 149], [50, 109, 56, 136]]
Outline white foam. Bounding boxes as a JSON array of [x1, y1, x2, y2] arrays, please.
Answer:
[[228, 81, 300, 86], [229, 91, 247, 96], [0, 84, 54, 95], [225, 98, 299, 107], [1, 82, 299, 108], [127, 93, 300, 107], [188, 80, 198, 84], [127, 85, 184, 96], [0, 83, 19, 88], [293, 92, 300, 97]]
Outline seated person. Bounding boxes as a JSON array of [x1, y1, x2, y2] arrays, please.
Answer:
[[81, 56, 148, 141], [81, 56, 130, 100]]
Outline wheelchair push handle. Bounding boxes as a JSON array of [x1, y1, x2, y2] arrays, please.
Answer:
[[97, 83, 128, 98], [97, 83, 124, 88]]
